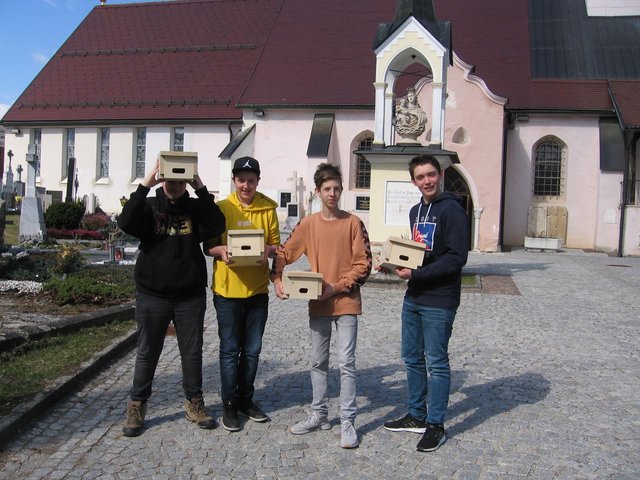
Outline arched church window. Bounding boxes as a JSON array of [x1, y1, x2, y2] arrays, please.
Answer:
[[533, 138, 565, 197], [354, 137, 372, 189]]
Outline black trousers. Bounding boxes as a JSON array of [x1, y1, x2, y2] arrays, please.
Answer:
[[130, 291, 206, 401]]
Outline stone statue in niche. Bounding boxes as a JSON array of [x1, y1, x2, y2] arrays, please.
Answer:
[[393, 87, 427, 144]]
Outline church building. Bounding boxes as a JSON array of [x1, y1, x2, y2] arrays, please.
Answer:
[[2, 0, 639, 255]]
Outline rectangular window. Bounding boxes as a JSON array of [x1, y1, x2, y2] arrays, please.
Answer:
[[100, 128, 110, 178], [599, 118, 625, 172], [33, 128, 42, 177], [135, 127, 146, 178], [65, 128, 75, 179], [66, 128, 75, 163], [173, 127, 184, 152]]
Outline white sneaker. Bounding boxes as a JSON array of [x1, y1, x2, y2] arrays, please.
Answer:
[[340, 420, 359, 449], [289, 412, 331, 435]]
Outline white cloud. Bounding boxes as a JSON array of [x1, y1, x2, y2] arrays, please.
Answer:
[[0, 104, 10, 119], [42, 0, 57, 7], [32, 51, 50, 65]]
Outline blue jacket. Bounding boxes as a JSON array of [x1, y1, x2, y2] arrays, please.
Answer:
[[407, 192, 469, 308]]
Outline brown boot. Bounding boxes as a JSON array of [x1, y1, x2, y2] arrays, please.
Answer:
[[184, 396, 216, 429], [122, 400, 146, 437]]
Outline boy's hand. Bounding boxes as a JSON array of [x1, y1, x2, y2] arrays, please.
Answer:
[[318, 281, 335, 301], [142, 159, 162, 188], [259, 245, 277, 266], [273, 280, 287, 299], [188, 174, 205, 191], [395, 267, 412, 280], [208, 245, 232, 264]]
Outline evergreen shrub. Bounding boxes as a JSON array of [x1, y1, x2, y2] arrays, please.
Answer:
[[45, 202, 86, 230]]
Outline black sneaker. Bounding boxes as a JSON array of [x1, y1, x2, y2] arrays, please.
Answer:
[[238, 400, 269, 423], [383, 414, 427, 434], [416, 423, 447, 452], [221, 401, 241, 432]]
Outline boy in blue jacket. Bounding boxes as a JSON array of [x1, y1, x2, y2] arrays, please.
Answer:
[[383, 154, 469, 452]]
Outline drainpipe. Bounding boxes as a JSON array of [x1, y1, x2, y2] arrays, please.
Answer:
[[498, 112, 510, 251], [228, 123, 233, 142], [617, 130, 633, 257]]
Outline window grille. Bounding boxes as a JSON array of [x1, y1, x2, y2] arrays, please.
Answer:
[[66, 128, 75, 164], [533, 140, 563, 196], [34, 128, 42, 177], [100, 128, 110, 178], [136, 128, 146, 178], [355, 137, 372, 189], [173, 127, 184, 152]]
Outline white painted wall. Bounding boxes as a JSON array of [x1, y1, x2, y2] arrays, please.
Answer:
[[595, 172, 623, 253], [624, 206, 640, 256], [6, 124, 234, 215], [504, 115, 606, 250]]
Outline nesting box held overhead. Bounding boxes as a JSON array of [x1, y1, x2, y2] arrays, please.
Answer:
[[158, 151, 198, 180]]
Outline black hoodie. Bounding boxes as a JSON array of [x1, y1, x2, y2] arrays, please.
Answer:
[[406, 192, 469, 308], [117, 184, 225, 299]]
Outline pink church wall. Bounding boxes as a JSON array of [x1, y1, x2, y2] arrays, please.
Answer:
[[409, 59, 505, 251], [504, 115, 603, 249], [246, 109, 374, 221]]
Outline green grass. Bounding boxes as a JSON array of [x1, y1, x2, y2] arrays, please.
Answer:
[[3, 212, 20, 246], [462, 273, 478, 286], [0, 319, 135, 416]]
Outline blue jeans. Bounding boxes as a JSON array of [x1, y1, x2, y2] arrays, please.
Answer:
[[401, 296, 456, 425], [309, 315, 358, 422], [214, 293, 268, 403], [131, 291, 206, 401]]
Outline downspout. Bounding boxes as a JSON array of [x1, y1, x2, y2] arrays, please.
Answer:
[[617, 130, 632, 257], [228, 122, 234, 142], [498, 111, 510, 251]]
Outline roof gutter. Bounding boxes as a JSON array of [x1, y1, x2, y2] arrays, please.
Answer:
[[0, 118, 244, 128]]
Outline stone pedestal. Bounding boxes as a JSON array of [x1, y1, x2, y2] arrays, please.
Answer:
[[19, 196, 46, 241]]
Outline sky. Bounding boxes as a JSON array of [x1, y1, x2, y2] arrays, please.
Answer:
[[0, 0, 169, 120]]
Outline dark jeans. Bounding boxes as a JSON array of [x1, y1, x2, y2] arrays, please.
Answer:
[[214, 293, 268, 404], [130, 291, 206, 402]]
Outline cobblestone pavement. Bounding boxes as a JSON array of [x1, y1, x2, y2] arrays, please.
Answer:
[[0, 249, 639, 479]]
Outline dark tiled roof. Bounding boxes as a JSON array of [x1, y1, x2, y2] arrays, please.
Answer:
[[4, 0, 283, 124], [3, 0, 639, 126], [238, 0, 396, 107], [433, 0, 615, 111], [609, 81, 640, 129], [529, 0, 640, 80]]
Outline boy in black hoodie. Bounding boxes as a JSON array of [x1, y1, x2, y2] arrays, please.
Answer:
[[118, 159, 225, 437], [383, 155, 469, 452]]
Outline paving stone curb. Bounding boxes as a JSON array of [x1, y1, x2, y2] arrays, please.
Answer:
[[0, 324, 137, 448], [0, 302, 135, 354]]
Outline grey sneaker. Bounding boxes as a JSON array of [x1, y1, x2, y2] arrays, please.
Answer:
[[289, 412, 332, 435], [340, 420, 359, 449]]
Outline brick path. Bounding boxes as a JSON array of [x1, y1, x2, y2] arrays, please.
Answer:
[[0, 249, 638, 479]]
